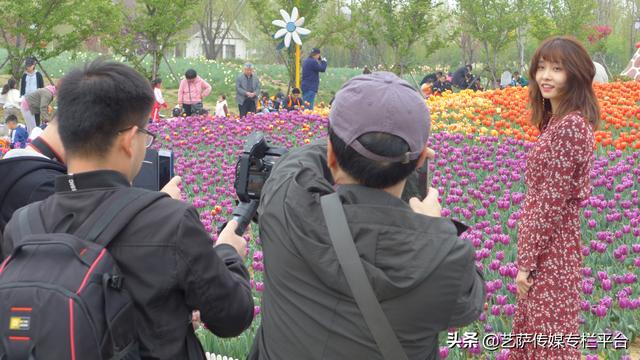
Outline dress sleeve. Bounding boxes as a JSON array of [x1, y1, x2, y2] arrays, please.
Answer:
[[517, 114, 594, 271]]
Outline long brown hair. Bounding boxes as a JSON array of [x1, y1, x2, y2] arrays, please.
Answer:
[[528, 36, 600, 132]]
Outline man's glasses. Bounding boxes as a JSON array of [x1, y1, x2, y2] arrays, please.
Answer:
[[118, 126, 156, 148]]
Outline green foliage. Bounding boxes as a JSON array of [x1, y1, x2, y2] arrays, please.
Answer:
[[0, 0, 120, 80], [104, 0, 201, 79], [360, 0, 443, 73], [458, 0, 520, 86], [529, 0, 598, 42]]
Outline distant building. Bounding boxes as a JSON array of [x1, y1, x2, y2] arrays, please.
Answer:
[[177, 23, 252, 60]]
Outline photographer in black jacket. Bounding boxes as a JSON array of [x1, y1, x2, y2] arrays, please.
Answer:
[[2, 60, 254, 360], [249, 72, 485, 360]]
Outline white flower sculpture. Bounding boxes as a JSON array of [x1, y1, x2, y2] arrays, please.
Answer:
[[272, 7, 310, 48]]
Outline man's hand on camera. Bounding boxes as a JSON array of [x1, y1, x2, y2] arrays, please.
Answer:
[[161, 176, 182, 200], [217, 220, 247, 259], [409, 187, 442, 217]]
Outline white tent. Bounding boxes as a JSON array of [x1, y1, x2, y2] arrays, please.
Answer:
[[593, 62, 608, 83]]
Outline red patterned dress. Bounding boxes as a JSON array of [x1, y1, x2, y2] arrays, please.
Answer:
[[510, 111, 594, 360]]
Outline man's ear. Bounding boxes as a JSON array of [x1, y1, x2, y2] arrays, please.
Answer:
[[119, 126, 137, 158], [326, 138, 337, 170]]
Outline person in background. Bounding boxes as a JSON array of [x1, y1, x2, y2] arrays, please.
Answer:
[[4, 115, 28, 149], [215, 94, 229, 118], [420, 72, 438, 85], [362, 66, 372, 74], [511, 36, 599, 360], [271, 92, 285, 111], [301, 48, 327, 110], [452, 64, 473, 89], [21, 84, 56, 133], [510, 71, 529, 87], [285, 88, 303, 111], [236, 63, 261, 118], [258, 92, 274, 114], [178, 69, 212, 117], [432, 72, 452, 95], [0, 115, 66, 240], [150, 78, 168, 122], [20, 57, 44, 97], [1, 78, 22, 122], [420, 83, 432, 99]]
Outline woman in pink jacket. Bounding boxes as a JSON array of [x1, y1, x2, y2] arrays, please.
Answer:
[[178, 69, 212, 116]]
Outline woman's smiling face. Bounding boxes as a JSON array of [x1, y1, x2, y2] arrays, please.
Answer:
[[535, 57, 567, 103]]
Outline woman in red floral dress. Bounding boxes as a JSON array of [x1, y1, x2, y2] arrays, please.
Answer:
[[510, 37, 600, 360]]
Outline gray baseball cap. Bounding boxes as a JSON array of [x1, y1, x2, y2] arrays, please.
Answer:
[[329, 71, 431, 163]]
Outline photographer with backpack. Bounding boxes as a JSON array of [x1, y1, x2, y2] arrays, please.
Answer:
[[0, 60, 253, 360]]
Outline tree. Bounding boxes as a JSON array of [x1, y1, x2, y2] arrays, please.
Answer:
[[458, 0, 520, 88], [359, 0, 443, 74], [106, 0, 201, 79], [197, 0, 247, 60], [0, 0, 120, 81], [529, 0, 598, 43]]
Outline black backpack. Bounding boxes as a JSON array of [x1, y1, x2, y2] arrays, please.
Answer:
[[0, 189, 165, 360]]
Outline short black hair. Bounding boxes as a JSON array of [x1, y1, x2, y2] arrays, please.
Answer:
[[5, 115, 18, 123], [219, 94, 226, 100], [436, 71, 443, 77], [185, 69, 197, 79], [151, 78, 162, 86], [57, 59, 154, 157], [328, 127, 419, 189], [292, 88, 301, 94]]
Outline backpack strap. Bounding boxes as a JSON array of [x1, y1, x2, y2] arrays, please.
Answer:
[[14, 202, 46, 240], [320, 193, 409, 360], [74, 188, 167, 247]]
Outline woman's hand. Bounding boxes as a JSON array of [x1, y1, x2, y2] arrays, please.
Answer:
[[516, 269, 534, 300]]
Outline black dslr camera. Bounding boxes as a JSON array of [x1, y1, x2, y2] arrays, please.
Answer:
[[229, 133, 287, 235]]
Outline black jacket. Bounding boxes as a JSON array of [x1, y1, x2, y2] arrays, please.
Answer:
[[452, 66, 470, 89], [249, 141, 485, 360], [2, 170, 254, 360], [0, 152, 66, 244], [20, 71, 45, 97]]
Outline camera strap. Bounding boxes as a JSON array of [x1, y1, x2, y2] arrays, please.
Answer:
[[320, 193, 409, 360]]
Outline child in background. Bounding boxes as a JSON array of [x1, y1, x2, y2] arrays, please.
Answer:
[[285, 88, 303, 111], [258, 92, 274, 114], [4, 115, 28, 149], [215, 94, 229, 118], [272, 92, 285, 111], [150, 78, 168, 122]]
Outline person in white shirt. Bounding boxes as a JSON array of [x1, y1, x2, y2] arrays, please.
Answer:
[[1, 79, 22, 122], [215, 94, 229, 117]]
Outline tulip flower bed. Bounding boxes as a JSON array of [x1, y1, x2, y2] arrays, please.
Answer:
[[428, 82, 640, 151], [147, 84, 640, 359]]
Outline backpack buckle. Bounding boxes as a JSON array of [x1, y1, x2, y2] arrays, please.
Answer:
[[109, 275, 123, 290]]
